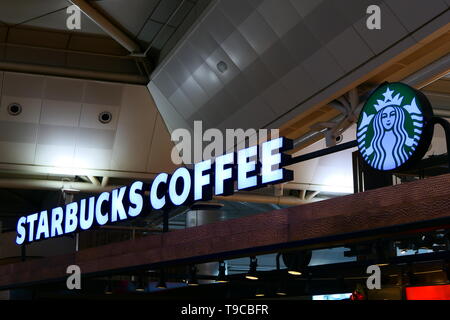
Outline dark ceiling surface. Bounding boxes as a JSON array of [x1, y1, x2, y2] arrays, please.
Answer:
[[0, 0, 213, 82]]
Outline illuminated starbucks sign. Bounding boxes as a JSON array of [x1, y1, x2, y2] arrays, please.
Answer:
[[357, 83, 434, 171]]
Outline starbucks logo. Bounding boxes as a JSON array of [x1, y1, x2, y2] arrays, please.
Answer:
[[357, 83, 433, 171]]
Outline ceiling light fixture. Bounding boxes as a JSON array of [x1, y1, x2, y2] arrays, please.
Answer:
[[216, 61, 228, 73], [187, 265, 199, 286], [156, 269, 167, 289], [245, 257, 258, 280], [216, 261, 228, 283]]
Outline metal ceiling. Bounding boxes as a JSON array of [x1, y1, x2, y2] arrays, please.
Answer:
[[148, 0, 449, 146], [0, 0, 213, 83]]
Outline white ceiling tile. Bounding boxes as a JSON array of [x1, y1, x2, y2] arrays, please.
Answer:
[[76, 128, 115, 150], [190, 29, 220, 60], [34, 144, 75, 167], [303, 1, 349, 44], [79, 103, 119, 130], [260, 41, 297, 78], [44, 77, 84, 102], [180, 76, 210, 110], [353, 2, 408, 54], [0, 121, 37, 144], [385, 0, 447, 32], [326, 27, 374, 73], [238, 10, 278, 55], [147, 115, 179, 173], [330, 0, 383, 25], [84, 82, 123, 106], [165, 57, 192, 87], [221, 30, 258, 71], [225, 73, 257, 108], [205, 47, 241, 85], [169, 88, 197, 119], [73, 147, 112, 170], [204, 9, 235, 44], [208, 89, 240, 117], [261, 81, 297, 115], [40, 100, 81, 128], [192, 63, 224, 98], [36, 124, 77, 146], [153, 71, 179, 98], [0, 141, 36, 165], [281, 21, 321, 63], [219, 0, 254, 26], [220, 95, 275, 130], [242, 58, 276, 94], [0, 96, 42, 124], [3, 73, 44, 98], [111, 86, 158, 172], [281, 64, 318, 105], [257, 0, 301, 37], [177, 43, 206, 74], [302, 48, 344, 89], [289, 0, 324, 18]]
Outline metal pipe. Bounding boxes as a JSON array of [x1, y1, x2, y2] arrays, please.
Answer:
[[0, 179, 312, 206], [69, 0, 141, 54], [0, 179, 114, 193], [0, 61, 148, 84], [87, 176, 100, 186], [214, 194, 309, 206], [101, 177, 109, 187]]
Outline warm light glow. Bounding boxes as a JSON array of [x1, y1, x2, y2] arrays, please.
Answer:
[[376, 263, 389, 267], [406, 285, 450, 300], [288, 270, 302, 276], [216, 279, 228, 283], [245, 275, 259, 281]]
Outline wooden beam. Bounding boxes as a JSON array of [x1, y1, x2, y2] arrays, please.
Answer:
[[1, 174, 450, 289]]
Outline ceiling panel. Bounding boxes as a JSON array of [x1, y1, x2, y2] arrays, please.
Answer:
[[0, 0, 68, 25], [0, 72, 177, 175], [90, 0, 161, 37]]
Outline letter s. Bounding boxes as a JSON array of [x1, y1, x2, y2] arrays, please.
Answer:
[[16, 216, 27, 245]]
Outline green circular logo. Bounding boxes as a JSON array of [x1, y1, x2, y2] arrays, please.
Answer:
[[357, 83, 433, 171]]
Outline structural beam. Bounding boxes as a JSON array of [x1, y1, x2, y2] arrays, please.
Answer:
[[69, 0, 141, 54]]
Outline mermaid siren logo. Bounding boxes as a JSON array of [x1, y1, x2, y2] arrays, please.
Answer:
[[357, 83, 433, 171]]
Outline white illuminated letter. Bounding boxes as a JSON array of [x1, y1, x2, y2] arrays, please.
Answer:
[[237, 146, 258, 190], [215, 153, 234, 196], [150, 173, 168, 210], [51, 207, 64, 237], [26, 213, 38, 242], [169, 168, 192, 206], [111, 187, 127, 222], [35, 211, 50, 241], [194, 159, 212, 201], [80, 197, 95, 230], [65, 202, 78, 234], [262, 138, 284, 184], [95, 192, 110, 226], [15, 216, 27, 245], [128, 181, 144, 217]]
